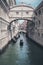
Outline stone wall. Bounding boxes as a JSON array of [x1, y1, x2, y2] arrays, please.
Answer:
[[0, 5, 10, 50]]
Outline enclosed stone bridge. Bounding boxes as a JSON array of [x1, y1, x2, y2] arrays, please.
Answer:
[[9, 4, 34, 22], [8, 4, 34, 39]]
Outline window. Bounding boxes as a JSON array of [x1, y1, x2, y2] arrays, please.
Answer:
[[39, 20, 40, 25], [34, 17, 35, 20], [42, 33, 43, 38], [35, 27, 37, 29], [16, 12, 19, 14], [35, 11, 37, 15], [38, 10, 41, 15], [42, 8, 43, 13], [26, 11, 29, 14], [38, 32, 40, 36]]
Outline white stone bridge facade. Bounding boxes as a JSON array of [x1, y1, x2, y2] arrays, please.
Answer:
[[9, 4, 34, 22]]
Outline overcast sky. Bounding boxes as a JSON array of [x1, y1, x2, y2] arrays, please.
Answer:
[[16, 0, 42, 8]]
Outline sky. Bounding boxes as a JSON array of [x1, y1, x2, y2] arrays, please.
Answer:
[[17, 20, 24, 24], [16, 0, 42, 8], [16, 0, 42, 24]]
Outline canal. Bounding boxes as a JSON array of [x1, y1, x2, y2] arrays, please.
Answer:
[[0, 33, 43, 65]]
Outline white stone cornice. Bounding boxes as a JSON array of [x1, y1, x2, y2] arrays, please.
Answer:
[[10, 4, 34, 9]]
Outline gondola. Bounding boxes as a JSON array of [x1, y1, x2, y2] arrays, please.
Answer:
[[20, 40, 23, 46]]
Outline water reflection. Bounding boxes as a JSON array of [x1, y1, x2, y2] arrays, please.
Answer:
[[0, 34, 43, 65]]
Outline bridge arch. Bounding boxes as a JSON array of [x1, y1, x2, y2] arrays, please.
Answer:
[[8, 4, 35, 38], [9, 4, 34, 22]]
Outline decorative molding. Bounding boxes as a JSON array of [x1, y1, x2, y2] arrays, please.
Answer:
[[10, 4, 34, 9], [9, 17, 34, 21], [10, 10, 33, 12]]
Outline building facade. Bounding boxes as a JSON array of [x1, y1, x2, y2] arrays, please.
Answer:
[[9, 4, 34, 21], [0, 0, 16, 50], [34, 1, 43, 38], [27, 1, 43, 46]]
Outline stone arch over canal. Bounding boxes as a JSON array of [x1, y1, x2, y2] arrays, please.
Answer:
[[8, 4, 35, 39]]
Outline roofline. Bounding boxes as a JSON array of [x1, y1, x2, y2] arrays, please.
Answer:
[[10, 4, 34, 10]]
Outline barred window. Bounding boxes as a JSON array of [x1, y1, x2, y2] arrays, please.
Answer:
[[16, 12, 19, 14], [26, 11, 29, 14]]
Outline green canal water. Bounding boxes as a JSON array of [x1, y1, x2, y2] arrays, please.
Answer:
[[0, 34, 43, 65]]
